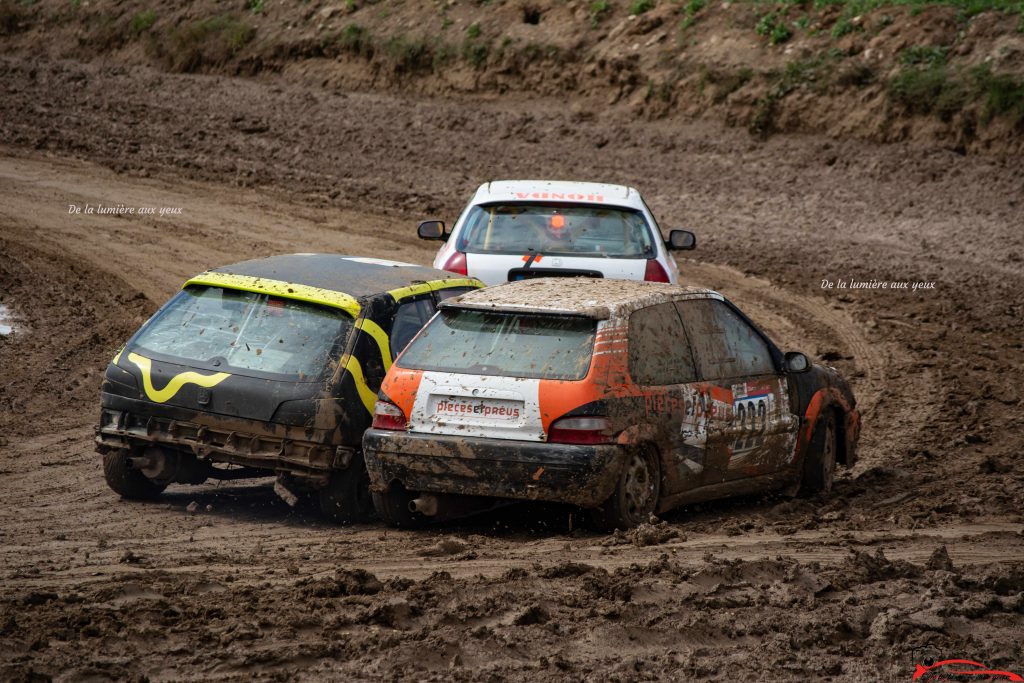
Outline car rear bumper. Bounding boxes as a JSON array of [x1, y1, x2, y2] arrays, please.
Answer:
[[362, 428, 624, 508], [95, 392, 347, 481]]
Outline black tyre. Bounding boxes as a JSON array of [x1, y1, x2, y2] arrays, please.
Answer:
[[800, 412, 837, 497], [371, 485, 429, 529], [591, 447, 661, 531], [318, 452, 377, 524], [103, 448, 167, 500]]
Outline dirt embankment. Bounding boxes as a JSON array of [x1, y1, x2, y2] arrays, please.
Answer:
[[2, 0, 1024, 153], [1, 48, 1023, 679]]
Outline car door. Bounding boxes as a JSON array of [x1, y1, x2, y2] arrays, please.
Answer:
[[675, 298, 797, 483], [626, 303, 704, 496]]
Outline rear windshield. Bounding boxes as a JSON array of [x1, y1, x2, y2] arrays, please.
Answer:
[[396, 309, 597, 380], [131, 286, 352, 380], [456, 203, 656, 259]]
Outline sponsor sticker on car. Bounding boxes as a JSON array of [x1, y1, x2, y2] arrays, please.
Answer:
[[431, 396, 523, 422]]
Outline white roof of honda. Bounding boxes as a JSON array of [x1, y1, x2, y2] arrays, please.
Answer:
[[472, 180, 645, 210]]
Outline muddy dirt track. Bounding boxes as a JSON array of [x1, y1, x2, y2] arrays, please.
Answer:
[[1, 56, 1023, 681]]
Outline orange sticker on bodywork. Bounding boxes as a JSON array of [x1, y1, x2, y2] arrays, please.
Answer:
[[538, 378, 605, 431], [382, 367, 423, 419]]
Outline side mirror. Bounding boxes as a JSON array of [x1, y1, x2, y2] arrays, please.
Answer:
[[417, 220, 447, 241], [785, 351, 811, 373], [667, 229, 696, 250]]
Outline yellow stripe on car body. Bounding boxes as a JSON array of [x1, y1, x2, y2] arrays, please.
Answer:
[[386, 277, 482, 302], [185, 272, 362, 317], [356, 317, 393, 372], [344, 355, 378, 414]]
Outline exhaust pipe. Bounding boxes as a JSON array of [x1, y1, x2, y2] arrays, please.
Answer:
[[408, 494, 439, 517]]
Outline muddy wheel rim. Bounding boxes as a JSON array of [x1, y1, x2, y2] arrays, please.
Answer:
[[822, 419, 836, 493], [623, 453, 655, 520]]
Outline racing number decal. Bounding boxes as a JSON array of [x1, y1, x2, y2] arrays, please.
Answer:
[[731, 392, 773, 455]]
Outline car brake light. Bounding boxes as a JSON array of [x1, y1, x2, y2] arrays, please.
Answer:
[[644, 259, 670, 283], [372, 401, 408, 431], [440, 251, 468, 276], [547, 416, 613, 445]]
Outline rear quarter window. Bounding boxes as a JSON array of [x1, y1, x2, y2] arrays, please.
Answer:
[[390, 298, 436, 360], [396, 309, 597, 381], [628, 303, 698, 385]]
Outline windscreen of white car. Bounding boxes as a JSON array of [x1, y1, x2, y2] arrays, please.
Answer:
[[455, 204, 656, 258], [131, 286, 352, 380], [396, 309, 597, 380]]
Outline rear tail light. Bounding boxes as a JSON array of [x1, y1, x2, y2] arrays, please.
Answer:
[[440, 251, 468, 276], [372, 401, 408, 431], [547, 416, 613, 445], [644, 259, 670, 283]]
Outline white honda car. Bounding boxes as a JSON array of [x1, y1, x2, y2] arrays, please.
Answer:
[[417, 180, 696, 285]]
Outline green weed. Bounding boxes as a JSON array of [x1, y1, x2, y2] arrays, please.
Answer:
[[384, 34, 433, 73], [630, 0, 655, 15], [158, 14, 256, 72], [973, 63, 1024, 125], [899, 44, 948, 65], [831, 17, 856, 37], [756, 13, 792, 44], [590, 0, 611, 26], [128, 10, 156, 36], [462, 38, 489, 68], [338, 23, 372, 57], [888, 64, 968, 119], [679, 0, 705, 31]]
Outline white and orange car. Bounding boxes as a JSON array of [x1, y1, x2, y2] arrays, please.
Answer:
[[417, 180, 696, 285], [362, 278, 860, 530]]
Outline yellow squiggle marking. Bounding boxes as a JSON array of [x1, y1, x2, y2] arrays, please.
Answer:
[[344, 355, 377, 415], [128, 352, 230, 404]]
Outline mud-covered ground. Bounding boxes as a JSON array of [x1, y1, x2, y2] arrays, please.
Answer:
[[0, 56, 1022, 681]]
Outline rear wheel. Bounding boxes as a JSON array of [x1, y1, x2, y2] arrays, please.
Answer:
[[318, 452, 376, 524], [591, 447, 661, 531], [800, 412, 837, 496], [103, 448, 167, 500], [371, 485, 429, 529]]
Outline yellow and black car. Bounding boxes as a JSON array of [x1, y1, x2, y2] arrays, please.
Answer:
[[95, 254, 482, 522]]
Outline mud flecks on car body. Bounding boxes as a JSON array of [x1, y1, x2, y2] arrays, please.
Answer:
[[417, 180, 696, 285], [95, 254, 483, 522], [363, 277, 860, 530]]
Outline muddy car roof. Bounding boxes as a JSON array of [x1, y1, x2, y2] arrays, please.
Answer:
[[441, 278, 720, 319], [197, 254, 463, 297], [183, 254, 477, 316]]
